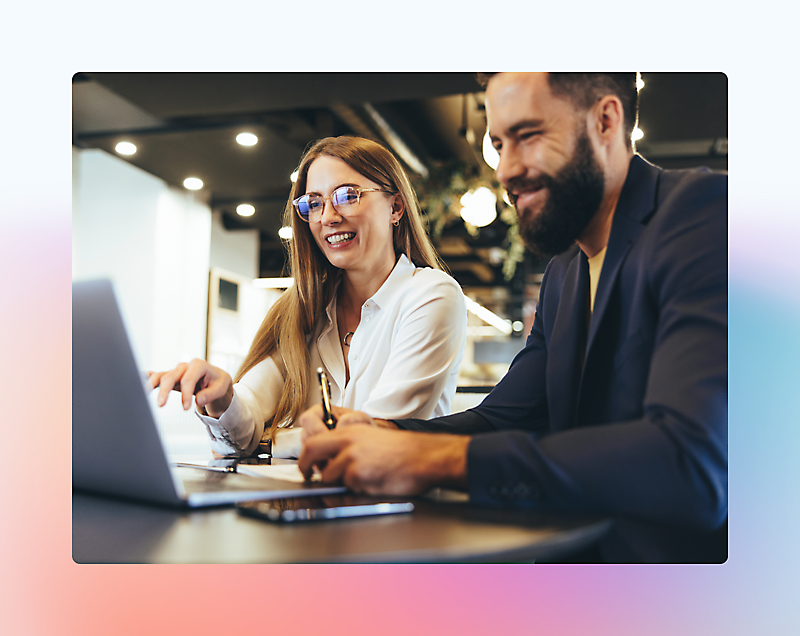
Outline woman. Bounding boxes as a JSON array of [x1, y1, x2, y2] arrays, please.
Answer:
[[149, 136, 466, 458]]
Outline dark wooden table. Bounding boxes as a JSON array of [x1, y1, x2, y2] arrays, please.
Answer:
[[73, 489, 610, 564]]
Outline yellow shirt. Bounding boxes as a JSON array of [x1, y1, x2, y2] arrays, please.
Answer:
[[588, 246, 607, 313]]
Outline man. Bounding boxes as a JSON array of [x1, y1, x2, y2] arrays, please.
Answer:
[[297, 72, 728, 563]]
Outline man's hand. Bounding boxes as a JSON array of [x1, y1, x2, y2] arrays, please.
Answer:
[[298, 425, 470, 496]]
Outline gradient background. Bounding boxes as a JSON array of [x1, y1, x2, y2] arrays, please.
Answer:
[[3, 2, 799, 634]]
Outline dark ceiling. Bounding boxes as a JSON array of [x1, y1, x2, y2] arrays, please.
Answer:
[[72, 71, 727, 322]]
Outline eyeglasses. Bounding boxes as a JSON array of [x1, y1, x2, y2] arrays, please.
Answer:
[[293, 186, 390, 223]]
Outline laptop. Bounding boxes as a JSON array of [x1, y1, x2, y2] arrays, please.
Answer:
[[72, 279, 347, 507]]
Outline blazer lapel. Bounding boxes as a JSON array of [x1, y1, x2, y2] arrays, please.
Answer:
[[584, 155, 660, 363], [547, 249, 590, 431]]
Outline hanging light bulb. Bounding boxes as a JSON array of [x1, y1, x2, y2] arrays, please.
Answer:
[[460, 187, 497, 227], [482, 131, 499, 170]]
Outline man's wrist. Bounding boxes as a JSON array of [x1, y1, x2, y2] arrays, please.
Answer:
[[421, 433, 470, 491]]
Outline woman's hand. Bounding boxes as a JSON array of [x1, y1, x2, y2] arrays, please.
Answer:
[[147, 359, 234, 418]]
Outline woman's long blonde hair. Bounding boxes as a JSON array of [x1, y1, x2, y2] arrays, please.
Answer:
[[234, 136, 444, 439]]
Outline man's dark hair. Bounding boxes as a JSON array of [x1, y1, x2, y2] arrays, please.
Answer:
[[477, 72, 639, 147]]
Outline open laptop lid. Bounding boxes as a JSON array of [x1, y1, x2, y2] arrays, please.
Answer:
[[73, 279, 186, 506], [72, 279, 346, 507]]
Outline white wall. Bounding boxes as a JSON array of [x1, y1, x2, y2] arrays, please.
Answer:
[[209, 210, 260, 279], [72, 147, 264, 458], [72, 147, 211, 370]]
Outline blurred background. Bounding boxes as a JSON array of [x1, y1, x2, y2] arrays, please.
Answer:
[[72, 71, 727, 456]]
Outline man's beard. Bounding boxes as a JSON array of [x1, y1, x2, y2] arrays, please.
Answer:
[[508, 130, 605, 259]]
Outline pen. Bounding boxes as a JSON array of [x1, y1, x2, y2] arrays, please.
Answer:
[[317, 367, 337, 429], [172, 462, 235, 473]]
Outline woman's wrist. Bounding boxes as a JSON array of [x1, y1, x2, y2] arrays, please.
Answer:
[[203, 384, 234, 418]]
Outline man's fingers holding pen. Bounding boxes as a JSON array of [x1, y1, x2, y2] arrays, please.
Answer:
[[298, 427, 413, 494], [299, 427, 471, 495], [297, 430, 350, 480]]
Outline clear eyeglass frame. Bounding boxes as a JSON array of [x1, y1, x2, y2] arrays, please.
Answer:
[[292, 186, 391, 223]]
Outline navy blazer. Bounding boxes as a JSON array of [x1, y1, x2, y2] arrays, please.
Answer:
[[395, 156, 728, 563]]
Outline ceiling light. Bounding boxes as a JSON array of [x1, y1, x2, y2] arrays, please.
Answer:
[[278, 226, 293, 240], [115, 141, 137, 155], [631, 127, 644, 142], [236, 132, 258, 146], [512, 320, 524, 332], [236, 204, 255, 217], [636, 74, 645, 91], [460, 187, 497, 228], [183, 177, 203, 190], [482, 131, 499, 170], [253, 277, 294, 289], [290, 170, 299, 183]]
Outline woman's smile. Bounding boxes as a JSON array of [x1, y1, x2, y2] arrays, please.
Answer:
[[324, 231, 357, 247]]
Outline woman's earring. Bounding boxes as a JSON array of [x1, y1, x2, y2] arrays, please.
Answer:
[[393, 219, 400, 227]]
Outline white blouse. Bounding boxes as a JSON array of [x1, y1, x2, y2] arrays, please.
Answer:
[[197, 255, 467, 458]]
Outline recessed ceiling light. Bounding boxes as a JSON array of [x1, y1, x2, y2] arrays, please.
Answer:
[[631, 127, 644, 142], [278, 226, 293, 240], [236, 204, 255, 217], [236, 132, 258, 146], [183, 177, 203, 190], [115, 141, 137, 155]]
